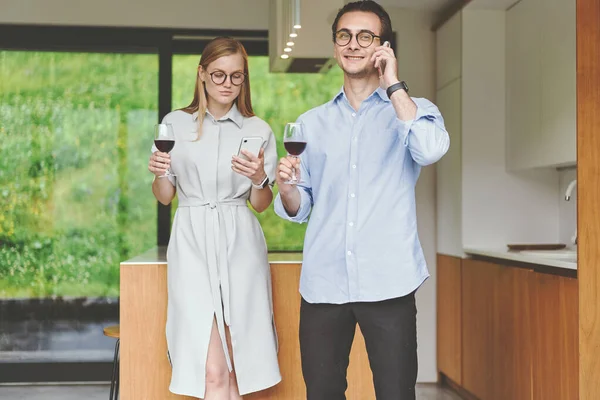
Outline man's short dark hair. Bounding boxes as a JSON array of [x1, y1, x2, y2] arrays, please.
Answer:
[[331, 0, 393, 45]]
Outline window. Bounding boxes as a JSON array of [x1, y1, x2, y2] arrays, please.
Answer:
[[173, 55, 343, 251]]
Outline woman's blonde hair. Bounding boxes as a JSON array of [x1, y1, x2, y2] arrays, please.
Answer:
[[180, 37, 255, 140]]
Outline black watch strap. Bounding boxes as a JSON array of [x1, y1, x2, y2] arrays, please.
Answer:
[[386, 81, 409, 99]]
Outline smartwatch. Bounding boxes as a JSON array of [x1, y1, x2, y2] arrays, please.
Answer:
[[386, 81, 409, 99], [252, 175, 269, 190]]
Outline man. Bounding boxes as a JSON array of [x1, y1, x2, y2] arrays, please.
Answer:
[[274, 1, 449, 399]]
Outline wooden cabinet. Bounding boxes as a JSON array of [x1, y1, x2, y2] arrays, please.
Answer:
[[437, 254, 463, 384], [506, 0, 576, 170], [439, 257, 578, 400], [492, 264, 534, 400], [461, 259, 497, 399], [461, 259, 532, 400], [530, 273, 578, 400]]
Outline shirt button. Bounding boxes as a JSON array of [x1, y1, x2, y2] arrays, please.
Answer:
[[349, 222, 354, 227], [347, 251, 352, 256], [350, 193, 355, 198], [352, 164, 357, 169], [351, 112, 356, 117]]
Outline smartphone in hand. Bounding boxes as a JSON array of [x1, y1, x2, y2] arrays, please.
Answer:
[[378, 41, 391, 76], [237, 137, 264, 161]]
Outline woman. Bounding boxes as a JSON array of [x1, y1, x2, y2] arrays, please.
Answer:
[[148, 37, 281, 399]]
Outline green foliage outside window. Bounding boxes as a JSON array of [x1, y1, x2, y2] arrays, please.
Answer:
[[0, 51, 343, 298]]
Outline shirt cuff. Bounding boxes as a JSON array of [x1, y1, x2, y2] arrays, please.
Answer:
[[274, 188, 311, 223]]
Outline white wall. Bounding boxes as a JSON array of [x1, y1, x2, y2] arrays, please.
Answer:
[[0, 0, 441, 383], [0, 0, 270, 30], [461, 9, 559, 248], [387, 8, 438, 383], [559, 168, 577, 246]]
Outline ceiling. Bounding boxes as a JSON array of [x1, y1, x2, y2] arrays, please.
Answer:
[[375, 0, 456, 12], [375, 0, 520, 12]]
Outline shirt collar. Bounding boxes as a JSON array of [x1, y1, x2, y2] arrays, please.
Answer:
[[332, 86, 391, 104], [192, 103, 244, 128]]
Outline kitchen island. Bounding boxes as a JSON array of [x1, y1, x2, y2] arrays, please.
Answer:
[[119, 248, 376, 399]]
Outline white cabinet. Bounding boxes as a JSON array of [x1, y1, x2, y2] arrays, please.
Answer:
[[506, 0, 576, 170], [506, 0, 542, 170], [435, 8, 561, 255], [435, 10, 463, 257], [436, 12, 462, 90], [436, 79, 463, 257], [540, 0, 576, 167]]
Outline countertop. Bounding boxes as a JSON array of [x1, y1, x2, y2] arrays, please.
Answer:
[[120, 247, 303, 265], [463, 247, 577, 270]]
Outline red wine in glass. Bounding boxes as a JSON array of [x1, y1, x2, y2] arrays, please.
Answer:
[[154, 123, 176, 178], [283, 122, 306, 184], [284, 141, 307, 156], [154, 139, 175, 153]]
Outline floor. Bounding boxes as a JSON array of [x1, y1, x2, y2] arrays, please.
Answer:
[[0, 383, 463, 400]]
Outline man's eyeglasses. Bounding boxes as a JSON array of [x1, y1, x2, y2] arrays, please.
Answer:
[[209, 71, 247, 86], [334, 29, 381, 48]]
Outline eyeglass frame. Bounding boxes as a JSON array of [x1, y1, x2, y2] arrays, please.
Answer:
[[333, 29, 382, 48], [207, 70, 248, 86]]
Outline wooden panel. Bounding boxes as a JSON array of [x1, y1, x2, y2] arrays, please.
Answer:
[[493, 266, 533, 400], [244, 264, 376, 400], [121, 262, 375, 400], [531, 274, 578, 400], [461, 259, 496, 400], [436, 254, 462, 384], [120, 263, 194, 400], [577, 0, 600, 397], [246, 263, 304, 400]]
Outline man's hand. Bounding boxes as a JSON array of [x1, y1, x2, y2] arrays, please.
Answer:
[[276, 155, 301, 192], [371, 43, 399, 90]]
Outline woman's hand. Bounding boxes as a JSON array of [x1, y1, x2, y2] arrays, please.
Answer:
[[149, 151, 171, 177], [232, 148, 267, 185]]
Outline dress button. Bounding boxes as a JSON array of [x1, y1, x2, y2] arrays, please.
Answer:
[[350, 193, 355, 198], [352, 165, 357, 169], [349, 222, 354, 227]]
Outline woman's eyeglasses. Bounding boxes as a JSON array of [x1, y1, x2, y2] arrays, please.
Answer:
[[209, 71, 247, 86]]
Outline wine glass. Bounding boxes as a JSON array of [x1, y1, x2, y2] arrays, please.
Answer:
[[283, 122, 307, 185], [154, 123, 176, 178]]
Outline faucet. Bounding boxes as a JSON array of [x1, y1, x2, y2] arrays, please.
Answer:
[[565, 179, 577, 201], [564, 179, 577, 244]]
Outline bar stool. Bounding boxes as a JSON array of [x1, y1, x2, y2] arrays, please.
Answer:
[[103, 325, 120, 400]]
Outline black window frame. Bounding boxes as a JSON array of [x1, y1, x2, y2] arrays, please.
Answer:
[[0, 23, 267, 383]]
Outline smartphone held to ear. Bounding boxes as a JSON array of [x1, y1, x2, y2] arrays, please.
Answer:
[[237, 137, 265, 161], [378, 41, 391, 75]]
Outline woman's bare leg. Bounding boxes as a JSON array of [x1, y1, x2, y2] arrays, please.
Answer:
[[225, 326, 243, 400], [204, 318, 230, 400]]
